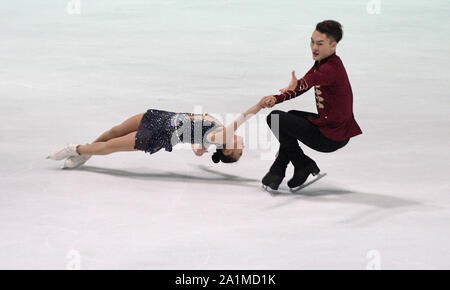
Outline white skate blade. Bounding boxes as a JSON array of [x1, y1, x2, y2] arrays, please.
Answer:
[[261, 184, 280, 196], [289, 173, 327, 192], [63, 155, 91, 169]]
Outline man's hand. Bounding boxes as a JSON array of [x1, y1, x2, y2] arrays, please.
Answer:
[[258, 95, 276, 108], [279, 70, 297, 93]]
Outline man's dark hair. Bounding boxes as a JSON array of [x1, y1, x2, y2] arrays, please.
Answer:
[[316, 20, 343, 43]]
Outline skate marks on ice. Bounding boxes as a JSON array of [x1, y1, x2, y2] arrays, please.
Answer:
[[262, 173, 418, 209], [73, 164, 259, 188], [266, 185, 420, 208], [195, 164, 257, 182], [54, 166, 429, 226], [263, 177, 427, 226]]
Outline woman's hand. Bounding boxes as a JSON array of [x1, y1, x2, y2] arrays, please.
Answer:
[[279, 70, 297, 93], [191, 144, 207, 156]]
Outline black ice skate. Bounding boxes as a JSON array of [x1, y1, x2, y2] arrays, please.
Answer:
[[261, 171, 284, 191], [287, 160, 321, 189]]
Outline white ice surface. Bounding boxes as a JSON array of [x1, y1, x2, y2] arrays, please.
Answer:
[[1, 0, 449, 269]]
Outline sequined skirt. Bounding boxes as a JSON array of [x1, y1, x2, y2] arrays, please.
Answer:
[[134, 109, 181, 154]]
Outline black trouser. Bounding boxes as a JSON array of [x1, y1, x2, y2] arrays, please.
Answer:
[[266, 110, 349, 176]]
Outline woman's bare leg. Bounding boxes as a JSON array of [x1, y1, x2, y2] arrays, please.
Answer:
[[77, 132, 138, 155], [91, 113, 144, 143]]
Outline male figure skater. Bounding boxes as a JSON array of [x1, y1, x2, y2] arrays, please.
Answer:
[[260, 20, 362, 190]]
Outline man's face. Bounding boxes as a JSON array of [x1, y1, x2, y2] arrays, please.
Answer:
[[310, 30, 337, 61]]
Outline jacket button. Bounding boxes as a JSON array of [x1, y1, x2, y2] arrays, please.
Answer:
[[325, 116, 328, 119]]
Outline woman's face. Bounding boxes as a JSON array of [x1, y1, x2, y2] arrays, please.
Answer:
[[223, 135, 244, 161]]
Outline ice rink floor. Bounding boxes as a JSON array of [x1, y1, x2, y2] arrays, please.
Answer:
[[1, 0, 449, 269]]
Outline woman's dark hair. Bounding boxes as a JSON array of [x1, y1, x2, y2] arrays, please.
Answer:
[[316, 20, 343, 43], [211, 149, 238, 164]]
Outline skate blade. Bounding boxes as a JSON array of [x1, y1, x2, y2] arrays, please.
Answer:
[[61, 163, 78, 169], [289, 173, 327, 192], [61, 164, 82, 169], [262, 184, 280, 196]]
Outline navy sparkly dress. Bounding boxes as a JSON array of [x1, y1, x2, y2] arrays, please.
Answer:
[[134, 109, 222, 155]]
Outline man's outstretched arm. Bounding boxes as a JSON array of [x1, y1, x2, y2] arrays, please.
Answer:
[[266, 64, 336, 106]]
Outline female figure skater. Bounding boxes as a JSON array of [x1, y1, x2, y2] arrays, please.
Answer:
[[47, 98, 272, 168]]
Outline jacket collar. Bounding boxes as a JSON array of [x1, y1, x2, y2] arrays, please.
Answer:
[[314, 52, 336, 68]]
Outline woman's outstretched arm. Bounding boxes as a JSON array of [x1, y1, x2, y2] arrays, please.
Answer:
[[207, 97, 271, 146]]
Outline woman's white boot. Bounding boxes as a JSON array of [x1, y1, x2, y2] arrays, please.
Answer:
[[63, 154, 91, 169], [46, 144, 80, 160]]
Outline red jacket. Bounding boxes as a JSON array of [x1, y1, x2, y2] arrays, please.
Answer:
[[273, 53, 362, 141]]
